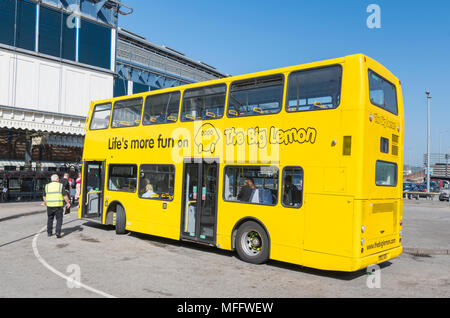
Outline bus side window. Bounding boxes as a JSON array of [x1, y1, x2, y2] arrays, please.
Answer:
[[139, 164, 175, 200], [368, 70, 398, 115], [111, 98, 143, 128], [282, 167, 303, 208], [89, 103, 112, 130], [228, 75, 283, 117], [108, 165, 137, 192], [181, 84, 226, 121], [143, 92, 180, 125], [224, 166, 278, 206], [286, 65, 342, 112]]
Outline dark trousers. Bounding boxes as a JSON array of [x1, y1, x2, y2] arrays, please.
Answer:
[[47, 206, 63, 235]]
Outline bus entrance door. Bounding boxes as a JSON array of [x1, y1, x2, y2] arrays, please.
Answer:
[[181, 160, 218, 245], [82, 161, 104, 220]]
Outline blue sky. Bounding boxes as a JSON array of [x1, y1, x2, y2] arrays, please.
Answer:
[[120, 0, 450, 166]]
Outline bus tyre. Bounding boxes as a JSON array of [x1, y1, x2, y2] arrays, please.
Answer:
[[235, 221, 269, 264], [115, 205, 127, 235]]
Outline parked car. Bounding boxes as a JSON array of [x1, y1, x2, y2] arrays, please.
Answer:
[[403, 182, 419, 199], [416, 184, 429, 198], [439, 183, 449, 202]]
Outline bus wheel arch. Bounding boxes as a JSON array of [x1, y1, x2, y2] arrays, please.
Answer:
[[231, 217, 271, 264]]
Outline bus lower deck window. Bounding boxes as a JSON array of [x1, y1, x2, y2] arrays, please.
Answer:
[[138, 164, 175, 200], [282, 167, 303, 208], [108, 165, 137, 192], [224, 166, 279, 206]]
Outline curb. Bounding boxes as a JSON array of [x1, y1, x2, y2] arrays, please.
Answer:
[[0, 209, 46, 223], [404, 247, 450, 256]]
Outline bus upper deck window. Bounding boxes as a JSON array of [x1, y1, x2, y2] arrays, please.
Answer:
[[368, 70, 398, 115], [89, 103, 111, 130], [286, 65, 342, 112], [143, 92, 180, 125], [111, 98, 143, 128], [228, 75, 283, 117], [181, 84, 226, 121]]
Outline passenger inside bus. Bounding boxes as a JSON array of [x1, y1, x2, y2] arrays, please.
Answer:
[[142, 184, 156, 198], [283, 175, 302, 207], [237, 177, 256, 202]]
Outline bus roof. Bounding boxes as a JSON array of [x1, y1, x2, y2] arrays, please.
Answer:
[[93, 53, 398, 107]]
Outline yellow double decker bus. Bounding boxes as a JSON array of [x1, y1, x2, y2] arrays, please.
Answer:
[[79, 54, 403, 272]]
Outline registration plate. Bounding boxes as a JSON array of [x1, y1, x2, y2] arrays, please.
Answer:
[[378, 253, 388, 261]]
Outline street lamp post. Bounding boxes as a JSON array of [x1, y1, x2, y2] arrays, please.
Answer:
[[426, 91, 431, 195], [439, 129, 448, 162]]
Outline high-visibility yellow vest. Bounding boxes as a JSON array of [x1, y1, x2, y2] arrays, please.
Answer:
[[45, 182, 64, 207]]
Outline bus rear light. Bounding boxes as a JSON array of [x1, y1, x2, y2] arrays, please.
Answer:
[[400, 220, 402, 226], [399, 231, 403, 236], [361, 225, 365, 233], [361, 238, 365, 246], [361, 248, 364, 253]]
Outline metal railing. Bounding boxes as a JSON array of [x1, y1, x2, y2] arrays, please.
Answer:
[[117, 40, 219, 83]]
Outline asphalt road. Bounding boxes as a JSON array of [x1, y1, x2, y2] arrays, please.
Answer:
[[0, 200, 449, 298]]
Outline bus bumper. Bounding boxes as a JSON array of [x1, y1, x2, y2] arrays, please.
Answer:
[[355, 245, 403, 271]]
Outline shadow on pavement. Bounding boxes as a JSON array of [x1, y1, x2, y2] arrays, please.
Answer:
[[61, 225, 83, 237], [79, 222, 392, 280]]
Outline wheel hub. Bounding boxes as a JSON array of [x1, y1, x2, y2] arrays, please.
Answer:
[[251, 236, 261, 248]]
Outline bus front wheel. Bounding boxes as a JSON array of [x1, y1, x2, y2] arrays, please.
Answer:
[[115, 205, 127, 235], [235, 221, 269, 264]]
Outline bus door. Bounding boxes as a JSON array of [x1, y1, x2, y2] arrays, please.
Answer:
[[82, 161, 105, 220], [181, 160, 219, 244]]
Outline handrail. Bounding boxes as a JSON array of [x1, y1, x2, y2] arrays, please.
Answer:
[[109, 0, 134, 15]]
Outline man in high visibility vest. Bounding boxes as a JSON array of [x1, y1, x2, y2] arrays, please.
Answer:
[[43, 174, 71, 238]]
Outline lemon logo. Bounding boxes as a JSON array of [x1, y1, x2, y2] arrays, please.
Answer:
[[194, 123, 220, 154]]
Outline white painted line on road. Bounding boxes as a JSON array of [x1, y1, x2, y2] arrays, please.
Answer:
[[32, 221, 117, 298]]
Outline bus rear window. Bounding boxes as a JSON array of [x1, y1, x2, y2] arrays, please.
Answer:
[[375, 161, 397, 186], [368, 70, 398, 115]]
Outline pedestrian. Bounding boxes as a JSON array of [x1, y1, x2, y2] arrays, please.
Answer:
[[43, 174, 70, 238], [1, 184, 7, 202], [61, 173, 71, 195], [75, 172, 81, 205], [62, 172, 74, 206]]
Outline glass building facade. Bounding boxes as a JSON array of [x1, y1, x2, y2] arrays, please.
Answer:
[[0, 0, 114, 71]]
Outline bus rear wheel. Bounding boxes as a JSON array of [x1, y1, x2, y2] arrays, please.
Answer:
[[235, 221, 269, 264]]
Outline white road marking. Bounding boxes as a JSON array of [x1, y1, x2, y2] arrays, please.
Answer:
[[31, 217, 116, 298]]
